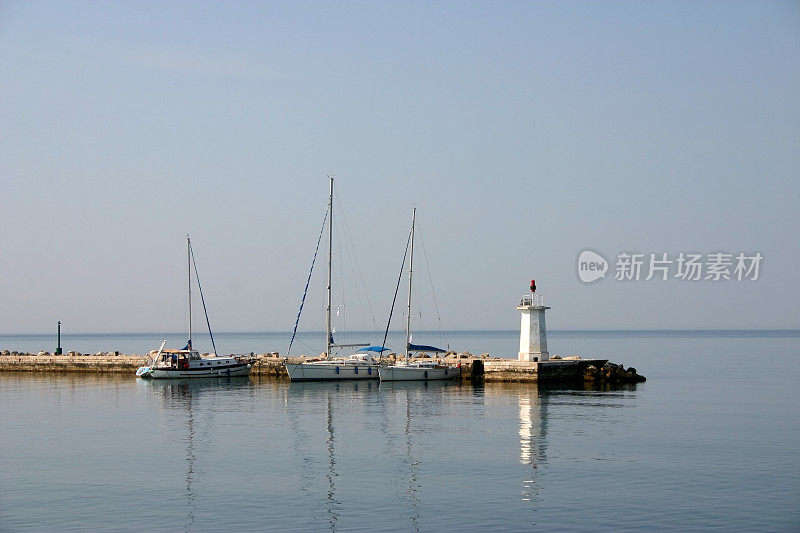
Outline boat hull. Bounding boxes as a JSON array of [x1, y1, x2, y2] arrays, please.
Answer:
[[137, 363, 252, 379], [379, 364, 460, 382], [285, 362, 380, 381]]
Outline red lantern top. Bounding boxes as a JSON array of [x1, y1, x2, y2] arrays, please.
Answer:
[[530, 279, 536, 293]]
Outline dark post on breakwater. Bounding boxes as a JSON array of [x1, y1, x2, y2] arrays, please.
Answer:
[[55, 321, 62, 355]]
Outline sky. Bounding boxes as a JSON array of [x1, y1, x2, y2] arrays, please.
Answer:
[[1, 1, 799, 334]]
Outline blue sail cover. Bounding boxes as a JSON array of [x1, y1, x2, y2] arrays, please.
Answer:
[[363, 346, 388, 352], [409, 343, 446, 353]]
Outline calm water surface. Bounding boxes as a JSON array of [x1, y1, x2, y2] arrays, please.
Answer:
[[1, 331, 798, 531]]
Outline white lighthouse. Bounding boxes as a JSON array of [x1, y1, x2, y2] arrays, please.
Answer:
[[516, 279, 550, 362]]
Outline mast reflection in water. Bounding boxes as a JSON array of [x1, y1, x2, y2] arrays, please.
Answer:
[[380, 381, 458, 531], [149, 380, 200, 531], [286, 382, 377, 531], [184, 386, 196, 532], [325, 392, 340, 530], [403, 387, 422, 531], [144, 377, 253, 532]]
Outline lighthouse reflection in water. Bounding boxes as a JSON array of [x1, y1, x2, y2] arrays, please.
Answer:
[[518, 386, 546, 503]]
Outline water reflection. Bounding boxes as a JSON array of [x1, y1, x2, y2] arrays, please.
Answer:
[[517, 385, 546, 504], [499, 381, 639, 505], [405, 388, 424, 531], [146, 380, 199, 531], [379, 380, 460, 531], [285, 381, 377, 531], [184, 389, 196, 532], [325, 393, 339, 530], [142, 377, 251, 531], [285, 379, 636, 528], [0, 370, 655, 531]]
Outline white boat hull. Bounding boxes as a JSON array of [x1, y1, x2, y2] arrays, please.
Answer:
[[285, 362, 380, 381], [137, 363, 252, 379], [379, 364, 460, 381]]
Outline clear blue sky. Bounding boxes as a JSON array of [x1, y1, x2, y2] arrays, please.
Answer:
[[1, 1, 798, 333]]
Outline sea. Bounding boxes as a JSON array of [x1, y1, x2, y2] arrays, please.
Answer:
[[1, 330, 798, 532]]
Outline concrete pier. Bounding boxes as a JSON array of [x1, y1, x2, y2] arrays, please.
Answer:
[[0, 353, 293, 377], [0, 353, 474, 380], [0, 352, 645, 383]]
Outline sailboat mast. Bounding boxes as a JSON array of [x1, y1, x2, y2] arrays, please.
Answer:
[[187, 235, 192, 351], [326, 177, 333, 360], [405, 208, 416, 364]]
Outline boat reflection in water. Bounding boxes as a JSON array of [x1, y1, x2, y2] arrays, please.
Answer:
[[139, 377, 253, 531], [378, 380, 461, 530], [285, 379, 461, 531], [285, 381, 379, 531]]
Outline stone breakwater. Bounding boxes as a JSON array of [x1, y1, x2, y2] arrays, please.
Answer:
[[0, 351, 645, 383], [0, 352, 295, 376], [0, 351, 478, 379], [0, 353, 149, 373]]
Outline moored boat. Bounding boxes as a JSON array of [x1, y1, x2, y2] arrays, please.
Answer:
[[136, 236, 254, 380], [136, 347, 253, 379], [284, 177, 381, 382], [285, 351, 381, 381], [378, 360, 459, 381], [379, 208, 460, 382]]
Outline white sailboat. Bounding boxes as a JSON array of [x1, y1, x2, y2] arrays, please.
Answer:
[[285, 178, 381, 381], [136, 237, 254, 379], [379, 208, 461, 382]]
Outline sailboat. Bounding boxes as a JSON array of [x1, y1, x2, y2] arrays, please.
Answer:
[[378, 208, 461, 381], [284, 178, 382, 381], [135, 236, 254, 379]]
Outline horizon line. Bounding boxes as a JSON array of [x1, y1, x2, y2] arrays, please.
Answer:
[[2, 328, 800, 336]]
